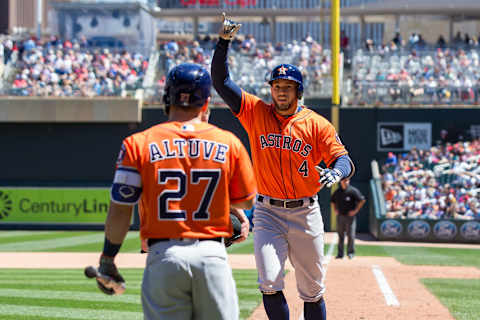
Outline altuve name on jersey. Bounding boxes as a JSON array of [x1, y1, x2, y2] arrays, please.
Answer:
[[259, 134, 312, 157], [149, 139, 229, 163]]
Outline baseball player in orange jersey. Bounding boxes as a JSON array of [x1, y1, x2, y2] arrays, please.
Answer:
[[212, 13, 355, 320], [96, 63, 257, 320]]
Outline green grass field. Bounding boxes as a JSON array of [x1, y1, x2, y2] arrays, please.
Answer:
[[422, 279, 480, 320], [0, 231, 478, 319], [0, 268, 260, 320]]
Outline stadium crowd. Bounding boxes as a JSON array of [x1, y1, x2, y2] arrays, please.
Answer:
[[5, 31, 480, 105], [157, 34, 332, 101], [2, 33, 334, 99], [350, 32, 480, 106], [381, 138, 480, 221], [3, 35, 148, 97]]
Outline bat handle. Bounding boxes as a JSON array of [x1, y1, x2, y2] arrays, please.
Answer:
[[84, 266, 98, 279]]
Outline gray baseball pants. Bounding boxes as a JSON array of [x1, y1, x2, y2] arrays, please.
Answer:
[[253, 194, 326, 302], [142, 239, 238, 320]]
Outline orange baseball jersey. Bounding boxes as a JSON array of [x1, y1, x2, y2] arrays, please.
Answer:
[[237, 91, 348, 199], [113, 121, 256, 240]]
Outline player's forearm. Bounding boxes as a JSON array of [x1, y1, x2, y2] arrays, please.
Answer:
[[355, 200, 366, 212], [212, 39, 242, 114], [230, 207, 248, 223], [332, 155, 354, 179], [104, 201, 133, 245], [230, 197, 255, 210]]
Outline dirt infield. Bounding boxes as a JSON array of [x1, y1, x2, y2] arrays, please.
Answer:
[[1, 234, 479, 320], [247, 256, 480, 320]]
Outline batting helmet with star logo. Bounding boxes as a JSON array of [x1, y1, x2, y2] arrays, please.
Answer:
[[163, 63, 212, 110], [268, 64, 304, 98]]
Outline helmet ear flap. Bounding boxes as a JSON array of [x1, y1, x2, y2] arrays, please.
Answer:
[[297, 85, 303, 99], [163, 86, 170, 115], [163, 87, 170, 106]]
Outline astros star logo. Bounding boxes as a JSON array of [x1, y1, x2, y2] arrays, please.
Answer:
[[180, 93, 190, 103], [278, 65, 288, 75]]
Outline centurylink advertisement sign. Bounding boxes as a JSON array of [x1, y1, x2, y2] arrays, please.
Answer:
[[0, 188, 110, 223]]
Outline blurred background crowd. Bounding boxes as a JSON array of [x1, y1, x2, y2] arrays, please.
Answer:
[[4, 30, 480, 105], [381, 138, 480, 221], [350, 33, 480, 106], [2, 35, 148, 97]]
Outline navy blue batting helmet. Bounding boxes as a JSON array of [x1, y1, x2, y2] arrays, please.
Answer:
[[163, 63, 212, 109], [269, 64, 304, 98]]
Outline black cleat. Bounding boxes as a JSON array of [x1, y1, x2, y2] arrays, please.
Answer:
[[348, 254, 354, 259], [335, 255, 343, 259]]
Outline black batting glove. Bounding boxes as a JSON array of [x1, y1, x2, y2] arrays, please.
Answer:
[[97, 255, 125, 295]]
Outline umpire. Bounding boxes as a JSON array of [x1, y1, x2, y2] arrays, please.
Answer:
[[331, 178, 366, 259]]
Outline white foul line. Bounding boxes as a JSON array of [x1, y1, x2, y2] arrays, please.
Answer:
[[371, 264, 400, 306], [298, 233, 337, 320], [323, 232, 337, 267]]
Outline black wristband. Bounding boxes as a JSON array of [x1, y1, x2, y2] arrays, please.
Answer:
[[102, 237, 122, 258]]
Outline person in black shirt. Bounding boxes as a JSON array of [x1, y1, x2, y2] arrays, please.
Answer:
[[331, 178, 366, 259]]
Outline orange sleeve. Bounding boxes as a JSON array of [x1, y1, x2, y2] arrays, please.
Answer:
[[319, 122, 348, 167], [236, 90, 262, 130], [116, 134, 143, 171], [229, 136, 257, 203]]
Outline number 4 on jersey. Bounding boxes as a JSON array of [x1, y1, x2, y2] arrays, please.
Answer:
[[298, 160, 308, 177]]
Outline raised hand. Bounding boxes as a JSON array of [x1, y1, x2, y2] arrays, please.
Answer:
[[219, 12, 242, 41]]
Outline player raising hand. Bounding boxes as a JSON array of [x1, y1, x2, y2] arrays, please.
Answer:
[[212, 13, 355, 320]]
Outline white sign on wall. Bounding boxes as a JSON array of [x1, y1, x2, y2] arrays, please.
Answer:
[[378, 122, 432, 151]]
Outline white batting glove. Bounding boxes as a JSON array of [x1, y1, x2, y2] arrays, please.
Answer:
[[315, 166, 342, 188], [219, 12, 242, 41]]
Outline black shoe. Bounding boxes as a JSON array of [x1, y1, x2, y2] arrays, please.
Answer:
[[348, 254, 354, 259], [335, 255, 343, 259]]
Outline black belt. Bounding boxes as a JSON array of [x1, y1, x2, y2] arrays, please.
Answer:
[[257, 195, 314, 208], [148, 237, 223, 247]]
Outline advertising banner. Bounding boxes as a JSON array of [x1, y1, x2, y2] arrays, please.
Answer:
[[375, 218, 480, 244], [378, 122, 432, 151], [0, 188, 110, 224]]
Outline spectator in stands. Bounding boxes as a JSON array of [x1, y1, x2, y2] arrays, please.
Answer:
[[340, 30, 349, 52], [274, 42, 285, 53], [474, 78, 480, 104], [453, 32, 463, 45], [409, 33, 419, 46], [365, 39, 374, 52], [392, 32, 402, 46], [3, 38, 13, 64]]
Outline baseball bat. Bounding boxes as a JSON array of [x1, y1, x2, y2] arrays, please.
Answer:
[[84, 266, 126, 295]]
